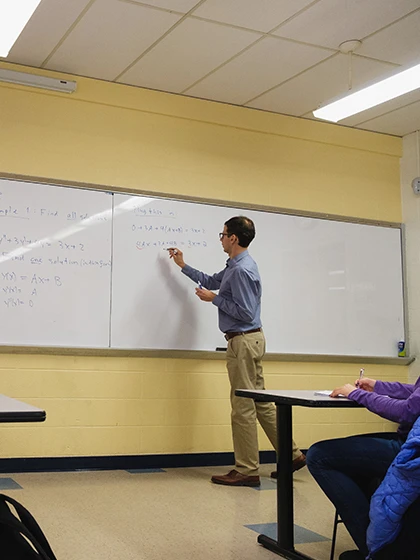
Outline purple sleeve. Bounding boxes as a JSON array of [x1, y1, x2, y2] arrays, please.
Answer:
[[374, 380, 415, 400], [348, 387, 420, 425]]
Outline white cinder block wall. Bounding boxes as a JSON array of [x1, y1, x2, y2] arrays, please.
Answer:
[[401, 131, 420, 383]]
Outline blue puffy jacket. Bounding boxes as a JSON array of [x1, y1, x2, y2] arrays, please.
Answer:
[[367, 416, 420, 557]]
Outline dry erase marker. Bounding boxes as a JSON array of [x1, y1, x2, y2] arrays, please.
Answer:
[[197, 281, 203, 289], [398, 340, 406, 357]]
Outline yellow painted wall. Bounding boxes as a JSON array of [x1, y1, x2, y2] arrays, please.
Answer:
[[0, 62, 405, 459]]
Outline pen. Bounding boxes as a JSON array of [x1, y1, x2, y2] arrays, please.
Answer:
[[197, 282, 203, 289], [356, 368, 365, 388]]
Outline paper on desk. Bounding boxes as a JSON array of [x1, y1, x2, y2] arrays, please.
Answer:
[[314, 390, 346, 398]]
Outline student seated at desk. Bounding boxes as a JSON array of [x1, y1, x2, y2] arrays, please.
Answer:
[[306, 375, 420, 560]]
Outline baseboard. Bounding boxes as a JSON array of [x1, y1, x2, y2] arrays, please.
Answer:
[[0, 450, 278, 473]]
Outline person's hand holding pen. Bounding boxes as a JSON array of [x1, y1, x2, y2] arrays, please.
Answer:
[[167, 248, 186, 268], [195, 285, 216, 302], [330, 370, 377, 398], [355, 377, 376, 392], [354, 368, 377, 392]]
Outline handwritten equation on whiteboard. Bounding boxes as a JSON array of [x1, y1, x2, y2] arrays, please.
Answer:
[[0, 200, 111, 311], [0, 180, 113, 347], [0, 203, 109, 222], [129, 205, 210, 250], [1, 271, 63, 309]]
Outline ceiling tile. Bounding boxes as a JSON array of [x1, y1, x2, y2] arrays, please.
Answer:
[[118, 18, 260, 92], [6, 0, 92, 67], [185, 36, 332, 105], [273, 0, 420, 50], [247, 54, 395, 117], [358, 10, 420, 66], [355, 100, 420, 136], [2, 0, 419, 137], [129, 0, 201, 11], [44, 0, 181, 80], [193, 0, 316, 32]]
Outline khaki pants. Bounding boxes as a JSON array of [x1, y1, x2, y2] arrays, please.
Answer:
[[226, 331, 301, 476]]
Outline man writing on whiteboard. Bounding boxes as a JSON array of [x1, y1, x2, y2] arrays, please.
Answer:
[[168, 216, 305, 486]]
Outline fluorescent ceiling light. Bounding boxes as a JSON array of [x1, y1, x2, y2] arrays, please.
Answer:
[[313, 62, 420, 123], [0, 69, 77, 93], [0, 0, 42, 57]]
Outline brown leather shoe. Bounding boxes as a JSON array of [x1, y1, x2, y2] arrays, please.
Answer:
[[211, 469, 261, 487], [271, 453, 306, 479]]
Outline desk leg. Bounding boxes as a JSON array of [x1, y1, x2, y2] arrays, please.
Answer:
[[257, 404, 313, 560]]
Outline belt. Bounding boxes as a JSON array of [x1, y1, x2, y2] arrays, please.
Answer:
[[224, 328, 261, 341]]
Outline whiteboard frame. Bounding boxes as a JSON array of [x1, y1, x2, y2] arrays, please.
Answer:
[[0, 172, 409, 365], [1, 172, 403, 228], [0, 344, 413, 365]]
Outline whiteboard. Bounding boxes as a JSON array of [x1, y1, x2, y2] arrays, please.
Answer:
[[110, 194, 405, 357], [0, 179, 112, 347]]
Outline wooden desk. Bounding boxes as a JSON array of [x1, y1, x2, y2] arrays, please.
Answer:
[[235, 389, 361, 560], [0, 395, 46, 423]]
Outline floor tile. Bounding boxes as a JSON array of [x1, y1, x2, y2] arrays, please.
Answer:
[[251, 477, 277, 490], [0, 478, 23, 490]]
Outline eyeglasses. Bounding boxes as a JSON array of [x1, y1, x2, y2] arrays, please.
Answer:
[[219, 232, 233, 240]]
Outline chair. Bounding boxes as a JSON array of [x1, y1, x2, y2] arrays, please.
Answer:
[[331, 499, 420, 560], [330, 477, 381, 560], [330, 509, 343, 560]]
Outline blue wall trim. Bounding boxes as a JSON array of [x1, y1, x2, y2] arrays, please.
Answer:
[[0, 450, 277, 473]]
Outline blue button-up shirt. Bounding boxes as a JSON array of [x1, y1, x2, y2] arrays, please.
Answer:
[[182, 250, 262, 333]]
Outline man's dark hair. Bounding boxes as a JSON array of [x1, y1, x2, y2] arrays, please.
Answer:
[[225, 216, 255, 248]]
